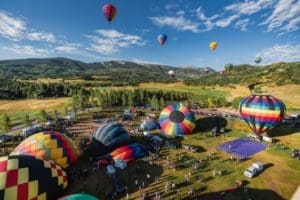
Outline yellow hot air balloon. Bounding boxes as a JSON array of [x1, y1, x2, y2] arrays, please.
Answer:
[[209, 41, 218, 51], [11, 131, 80, 168]]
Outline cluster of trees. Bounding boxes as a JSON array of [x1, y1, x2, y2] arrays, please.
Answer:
[[71, 89, 190, 112], [0, 81, 83, 99]]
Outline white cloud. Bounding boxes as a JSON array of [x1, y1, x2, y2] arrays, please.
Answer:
[[3, 44, 52, 57], [255, 44, 300, 64], [216, 15, 240, 27], [86, 29, 146, 55], [55, 45, 78, 53], [225, 0, 274, 15], [262, 0, 300, 33], [0, 11, 26, 41], [195, 7, 219, 31], [150, 16, 200, 33], [235, 19, 250, 31], [26, 31, 56, 43], [165, 3, 179, 10], [176, 10, 185, 16], [0, 10, 56, 43]]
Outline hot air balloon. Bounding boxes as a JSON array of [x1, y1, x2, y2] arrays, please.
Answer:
[[254, 57, 262, 64], [141, 119, 160, 131], [159, 103, 196, 137], [240, 94, 286, 135], [168, 70, 175, 77], [209, 41, 218, 51], [90, 123, 130, 157], [103, 4, 117, 23], [110, 143, 149, 163], [0, 155, 68, 200], [157, 34, 167, 46], [58, 194, 99, 200], [11, 131, 80, 168], [225, 64, 233, 71]]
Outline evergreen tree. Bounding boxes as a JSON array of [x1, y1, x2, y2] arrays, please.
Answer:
[[0, 114, 11, 132], [40, 109, 47, 122], [122, 93, 127, 106], [128, 92, 133, 107], [64, 106, 69, 115], [23, 113, 30, 127], [53, 109, 58, 120], [159, 97, 165, 109]]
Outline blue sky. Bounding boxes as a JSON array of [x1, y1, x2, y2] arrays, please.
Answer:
[[0, 0, 299, 70]]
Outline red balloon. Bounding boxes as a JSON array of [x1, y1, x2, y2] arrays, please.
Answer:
[[102, 4, 117, 22]]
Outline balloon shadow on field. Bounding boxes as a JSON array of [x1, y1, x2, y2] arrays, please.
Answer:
[[267, 123, 300, 137], [195, 117, 228, 132]]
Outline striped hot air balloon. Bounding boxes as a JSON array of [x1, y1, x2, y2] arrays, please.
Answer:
[[159, 103, 196, 137], [110, 143, 148, 163], [239, 94, 286, 135], [11, 131, 80, 168], [102, 4, 117, 23]]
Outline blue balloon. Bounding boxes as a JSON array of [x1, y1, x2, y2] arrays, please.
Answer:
[[157, 34, 167, 45]]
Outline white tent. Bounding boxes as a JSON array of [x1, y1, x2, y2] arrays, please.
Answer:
[[106, 164, 116, 175], [114, 159, 127, 169]]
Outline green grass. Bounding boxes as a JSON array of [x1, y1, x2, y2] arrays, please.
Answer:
[[61, 109, 300, 200]]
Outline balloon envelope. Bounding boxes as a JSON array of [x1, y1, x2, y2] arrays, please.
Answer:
[[209, 41, 218, 50], [0, 155, 68, 200], [141, 119, 160, 131], [255, 57, 262, 63], [11, 131, 80, 168], [159, 103, 196, 137], [58, 194, 99, 200], [239, 94, 285, 135], [157, 34, 167, 46], [110, 143, 148, 163], [91, 123, 130, 156], [102, 4, 117, 22]]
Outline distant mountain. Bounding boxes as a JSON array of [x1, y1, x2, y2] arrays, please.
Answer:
[[0, 57, 215, 84], [185, 62, 300, 86]]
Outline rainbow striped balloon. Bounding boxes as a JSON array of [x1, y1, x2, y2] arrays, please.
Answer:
[[239, 94, 286, 135], [159, 103, 196, 137]]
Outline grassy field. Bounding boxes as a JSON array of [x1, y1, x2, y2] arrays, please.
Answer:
[[136, 82, 300, 110], [61, 109, 300, 200], [0, 98, 70, 128]]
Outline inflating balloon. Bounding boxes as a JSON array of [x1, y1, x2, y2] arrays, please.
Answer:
[[90, 123, 130, 157], [209, 41, 218, 51], [0, 155, 68, 200], [58, 194, 99, 200], [103, 4, 117, 23], [141, 119, 160, 131], [110, 143, 148, 163], [11, 131, 80, 168], [157, 34, 167, 46], [240, 94, 285, 135], [159, 103, 196, 137]]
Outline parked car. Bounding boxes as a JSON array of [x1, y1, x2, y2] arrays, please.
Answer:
[[247, 133, 262, 142], [182, 144, 198, 152], [291, 149, 300, 160], [0, 134, 14, 144], [244, 166, 258, 178], [244, 162, 264, 178]]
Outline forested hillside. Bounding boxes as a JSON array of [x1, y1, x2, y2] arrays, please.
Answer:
[[185, 62, 300, 86]]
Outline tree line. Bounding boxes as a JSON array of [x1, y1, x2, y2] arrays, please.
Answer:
[[71, 89, 190, 112]]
